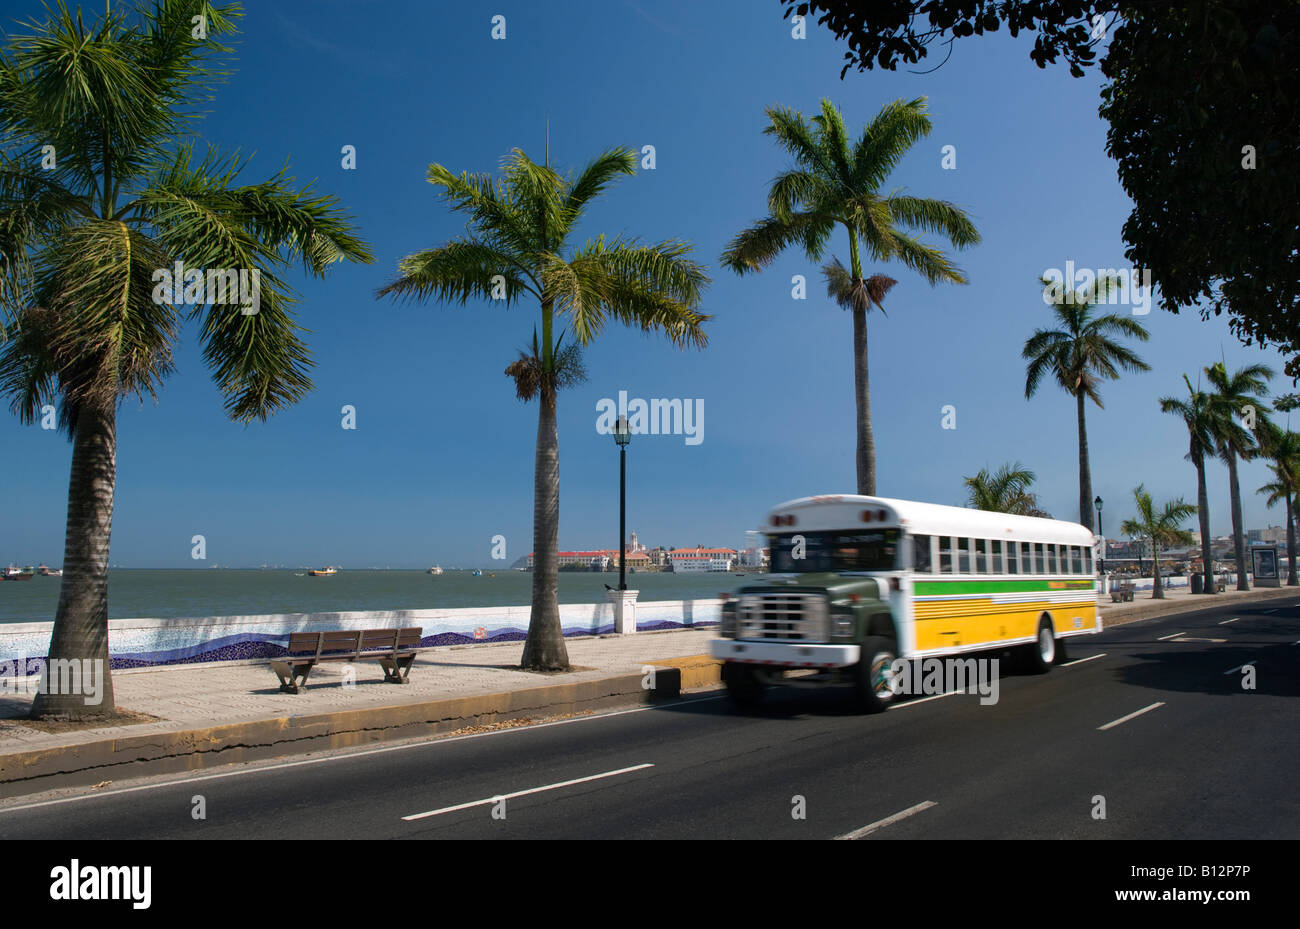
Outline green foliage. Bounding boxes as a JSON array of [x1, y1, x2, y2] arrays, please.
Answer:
[[378, 147, 710, 373], [1023, 274, 1150, 405], [963, 461, 1051, 517], [1119, 484, 1196, 554], [0, 1, 374, 429], [722, 97, 978, 285], [780, 2, 1116, 78], [1099, 2, 1300, 378]]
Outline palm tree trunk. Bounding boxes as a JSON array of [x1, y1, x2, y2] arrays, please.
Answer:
[[30, 404, 118, 719], [853, 305, 874, 495], [1076, 391, 1093, 531], [1151, 540, 1163, 599], [1195, 457, 1214, 594], [1226, 452, 1249, 590], [520, 385, 569, 671], [1286, 493, 1298, 586]]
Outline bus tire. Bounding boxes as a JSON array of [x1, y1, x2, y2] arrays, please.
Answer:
[[1053, 634, 1069, 665], [1021, 617, 1056, 674], [854, 637, 898, 714], [723, 662, 764, 710]]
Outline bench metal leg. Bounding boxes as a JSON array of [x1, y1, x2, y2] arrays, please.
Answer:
[[379, 655, 414, 684], [270, 659, 314, 694]]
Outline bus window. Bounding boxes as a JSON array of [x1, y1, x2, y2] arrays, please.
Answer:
[[1070, 546, 1082, 573], [957, 537, 972, 573], [1021, 542, 1034, 574], [975, 538, 989, 574], [1085, 547, 1093, 574], [1006, 540, 1018, 574], [1049, 544, 1060, 574], [1034, 543, 1046, 574], [991, 539, 1004, 574], [940, 537, 956, 573], [912, 534, 933, 573]]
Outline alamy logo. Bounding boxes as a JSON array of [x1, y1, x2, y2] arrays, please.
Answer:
[[1041, 261, 1153, 315], [50, 860, 151, 909], [888, 657, 1000, 706], [0, 655, 104, 705], [595, 389, 703, 446], [150, 261, 261, 315]]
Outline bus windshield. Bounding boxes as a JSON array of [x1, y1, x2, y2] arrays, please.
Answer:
[[769, 529, 902, 573]]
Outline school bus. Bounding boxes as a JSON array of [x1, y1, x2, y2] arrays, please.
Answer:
[[711, 494, 1101, 711]]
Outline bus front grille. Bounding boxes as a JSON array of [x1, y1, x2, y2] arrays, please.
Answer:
[[737, 593, 828, 642]]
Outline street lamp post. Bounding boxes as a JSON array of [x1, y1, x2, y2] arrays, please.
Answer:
[[614, 415, 630, 591], [1094, 496, 1104, 571]]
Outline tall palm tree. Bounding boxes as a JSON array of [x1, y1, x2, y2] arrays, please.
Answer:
[[0, 2, 372, 719], [1205, 361, 1273, 590], [1024, 275, 1150, 531], [1256, 422, 1300, 586], [721, 97, 979, 495], [1119, 484, 1196, 599], [963, 461, 1051, 517], [1159, 374, 1224, 594], [378, 147, 709, 671]]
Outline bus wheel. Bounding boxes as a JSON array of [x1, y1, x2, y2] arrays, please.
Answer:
[[723, 662, 764, 710], [1021, 617, 1056, 674], [854, 637, 898, 714]]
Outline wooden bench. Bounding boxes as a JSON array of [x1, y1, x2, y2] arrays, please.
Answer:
[[1110, 583, 1136, 603], [270, 627, 422, 694]]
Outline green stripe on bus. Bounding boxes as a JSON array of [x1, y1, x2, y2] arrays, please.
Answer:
[[913, 579, 1095, 595]]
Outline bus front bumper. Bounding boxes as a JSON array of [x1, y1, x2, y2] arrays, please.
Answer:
[[711, 640, 861, 668]]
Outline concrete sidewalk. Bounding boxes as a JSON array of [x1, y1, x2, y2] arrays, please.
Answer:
[[2, 584, 1296, 793]]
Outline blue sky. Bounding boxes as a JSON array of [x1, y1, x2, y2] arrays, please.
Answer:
[[2, 0, 1294, 568]]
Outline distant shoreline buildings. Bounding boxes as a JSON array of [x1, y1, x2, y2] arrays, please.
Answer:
[[518, 530, 769, 573]]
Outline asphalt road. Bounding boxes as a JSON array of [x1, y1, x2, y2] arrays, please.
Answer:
[[2, 595, 1297, 840]]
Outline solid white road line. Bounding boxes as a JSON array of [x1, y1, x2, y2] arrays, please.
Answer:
[[1157, 631, 1187, 641], [1218, 618, 1240, 625], [1059, 653, 1106, 667], [1223, 661, 1257, 675], [401, 763, 654, 821], [836, 801, 937, 840], [887, 690, 958, 710], [0, 695, 726, 816], [1098, 702, 1166, 731]]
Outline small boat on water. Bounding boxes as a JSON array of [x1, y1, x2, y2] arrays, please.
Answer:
[[472, 569, 482, 577], [3, 565, 35, 581], [307, 566, 338, 577], [428, 565, 444, 576], [37, 564, 62, 577]]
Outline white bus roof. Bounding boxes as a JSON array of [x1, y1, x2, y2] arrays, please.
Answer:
[[766, 494, 1095, 546]]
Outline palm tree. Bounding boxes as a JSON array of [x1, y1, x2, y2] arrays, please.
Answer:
[[378, 147, 708, 671], [1159, 375, 1224, 594], [721, 97, 979, 495], [1256, 422, 1300, 586], [0, 3, 372, 719], [1024, 275, 1150, 531], [1205, 361, 1273, 590], [1119, 485, 1196, 599], [963, 462, 1051, 517]]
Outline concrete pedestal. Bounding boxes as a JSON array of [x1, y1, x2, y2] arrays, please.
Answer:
[[607, 589, 640, 634]]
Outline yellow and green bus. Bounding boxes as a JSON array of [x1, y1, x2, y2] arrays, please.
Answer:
[[713, 494, 1101, 711]]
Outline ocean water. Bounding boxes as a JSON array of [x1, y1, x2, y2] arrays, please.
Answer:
[[0, 569, 754, 625]]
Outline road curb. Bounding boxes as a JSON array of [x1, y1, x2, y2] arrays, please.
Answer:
[[0, 666, 719, 794]]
